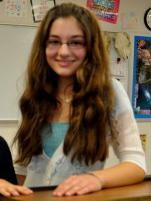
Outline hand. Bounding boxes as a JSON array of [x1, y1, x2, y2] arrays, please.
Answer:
[[52, 174, 103, 196], [0, 179, 33, 197]]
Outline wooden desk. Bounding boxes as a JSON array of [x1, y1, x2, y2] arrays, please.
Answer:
[[8, 181, 151, 201]]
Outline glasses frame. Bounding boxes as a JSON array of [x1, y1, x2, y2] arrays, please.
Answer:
[[46, 39, 86, 51]]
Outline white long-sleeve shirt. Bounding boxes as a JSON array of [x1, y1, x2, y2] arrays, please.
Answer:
[[15, 79, 146, 187]]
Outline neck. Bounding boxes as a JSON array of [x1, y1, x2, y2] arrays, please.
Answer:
[[57, 77, 73, 94], [57, 77, 73, 103]]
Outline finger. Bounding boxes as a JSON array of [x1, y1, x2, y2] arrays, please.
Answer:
[[15, 186, 33, 195], [0, 188, 11, 197], [76, 186, 91, 195], [2, 186, 21, 196], [8, 189, 20, 196], [65, 185, 83, 196], [53, 184, 72, 196], [53, 176, 79, 196], [5, 186, 32, 196], [77, 182, 102, 195]]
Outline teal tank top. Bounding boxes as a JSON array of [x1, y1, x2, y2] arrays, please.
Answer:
[[41, 123, 69, 158]]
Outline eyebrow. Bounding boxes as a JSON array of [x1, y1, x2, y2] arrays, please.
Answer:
[[48, 35, 84, 39]]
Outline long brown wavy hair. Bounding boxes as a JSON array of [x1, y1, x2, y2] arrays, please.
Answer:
[[13, 3, 115, 166]]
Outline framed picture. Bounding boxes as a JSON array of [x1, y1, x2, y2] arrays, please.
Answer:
[[30, 0, 56, 23], [132, 36, 151, 119]]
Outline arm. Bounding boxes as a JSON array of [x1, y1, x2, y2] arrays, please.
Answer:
[[16, 175, 26, 185], [52, 80, 146, 196], [95, 80, 146, 188], [14, 160, 27, 185], [91, 161, 145, 188], [52, 161, 145, 196]]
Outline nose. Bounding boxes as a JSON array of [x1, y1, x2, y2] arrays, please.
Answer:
[[57, 43, 71, 56]]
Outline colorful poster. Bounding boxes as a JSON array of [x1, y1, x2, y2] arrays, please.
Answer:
[[87, 0, 120, 24], [132, 36, 151, 119]]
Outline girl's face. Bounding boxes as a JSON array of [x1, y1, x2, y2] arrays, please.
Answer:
[[45, 16, 86, 78]]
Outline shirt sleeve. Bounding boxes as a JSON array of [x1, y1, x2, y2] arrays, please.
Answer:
[[14, 163, 27, 176], [110, 79, 147, 172]]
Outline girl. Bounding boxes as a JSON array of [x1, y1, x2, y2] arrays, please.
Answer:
[[13, 3, 146, 196]]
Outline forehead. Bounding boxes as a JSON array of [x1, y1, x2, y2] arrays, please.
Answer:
[[49, 16, 84, 37]]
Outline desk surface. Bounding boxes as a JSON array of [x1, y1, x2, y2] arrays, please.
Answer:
[[7, 181, 151, 201]]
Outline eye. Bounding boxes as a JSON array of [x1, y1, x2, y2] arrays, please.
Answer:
[[69, 40, 85, 47], [47, 39, 61, 46]]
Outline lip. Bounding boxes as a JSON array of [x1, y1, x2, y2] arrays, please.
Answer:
[[56, 60, 75, 67]]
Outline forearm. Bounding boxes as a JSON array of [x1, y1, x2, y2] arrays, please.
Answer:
[[16, 175, 26, 185], [92, 162, 145, 188]]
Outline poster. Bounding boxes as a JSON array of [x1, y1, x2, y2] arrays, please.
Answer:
[[5, 0, 27, 17], [87, 0, 120, 24], [30, 0, 55, 22], [132, 36, 151, 119]]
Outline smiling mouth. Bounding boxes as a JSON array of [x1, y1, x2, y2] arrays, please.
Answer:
[[57, 60, 74, 66]]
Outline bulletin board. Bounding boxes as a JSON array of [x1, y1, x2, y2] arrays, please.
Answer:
[[0, 0, 55, 26]]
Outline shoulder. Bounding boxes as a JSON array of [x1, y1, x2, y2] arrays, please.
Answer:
[[111, 78, 133, 115], [112, 78, 127, 97]]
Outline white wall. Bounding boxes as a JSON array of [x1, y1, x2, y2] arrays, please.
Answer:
[[0, 0, 151, 174]]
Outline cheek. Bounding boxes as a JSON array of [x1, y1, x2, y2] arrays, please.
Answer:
[[76, 50, 86, 60], [45, 49, 50, 61], [45, 48, 56, 60]]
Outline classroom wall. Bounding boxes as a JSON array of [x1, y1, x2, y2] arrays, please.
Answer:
[[0, 0, 151, 173]]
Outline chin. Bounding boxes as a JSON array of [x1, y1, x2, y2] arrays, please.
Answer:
[[59, 73, 74, 78], [56, 70, 76, 77]]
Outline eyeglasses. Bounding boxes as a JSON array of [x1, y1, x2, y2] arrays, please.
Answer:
[[46, 39, 86, 50]]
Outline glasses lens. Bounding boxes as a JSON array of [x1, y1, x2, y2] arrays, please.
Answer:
[[46, 39, 85, 50], [68, 40, 85, 49]]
